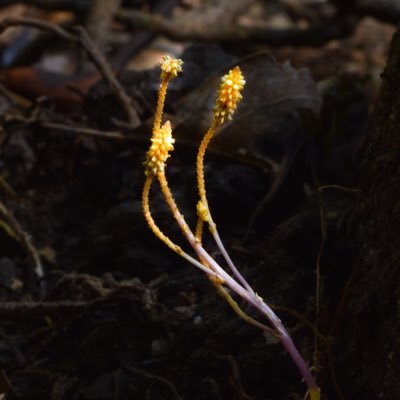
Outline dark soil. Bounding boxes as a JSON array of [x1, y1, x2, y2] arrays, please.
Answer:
[[0, 18, 381, 400]]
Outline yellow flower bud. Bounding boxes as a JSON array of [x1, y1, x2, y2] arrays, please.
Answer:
[[144, 121, 175, 176], [213, 66, 245, 126], [196, 200, 209, 222]]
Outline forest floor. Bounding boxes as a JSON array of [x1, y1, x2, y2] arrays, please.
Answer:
[[0, 2, 396, 399]]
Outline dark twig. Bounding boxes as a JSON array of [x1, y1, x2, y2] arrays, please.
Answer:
[[212, 352, 252, 400], [73, 27, 140, 126], [0, 279, 150, 319], [85, 0, 122, 51], [0, 0, 90, 11], [271, 304, 329, 344], [0, 16, 75, 40], [117, 9, 359, 46], [0, 202, 45, 295], [0, 17, 140, 127], [123, 365, 182, 400], [0, 174, 16, 197], [39, 121, 129, 140], [0, 301, 88, 319]]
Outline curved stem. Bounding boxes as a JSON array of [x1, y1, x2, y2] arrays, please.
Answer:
[[196, 123, 217, 210], [153, 77, 169, 133], [196, 121, 253, 293], [143, 175, 180, 254], [146, 176, 275, 335], [142, 175, 220, 278], [157, 172, 319, 396], [216, 284, 276, 335], [211, 228, 254, 293]]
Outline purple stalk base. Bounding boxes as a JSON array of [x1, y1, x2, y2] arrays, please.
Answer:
[[158, 175, 319, 396], [211, 229, 318, 393], [201, 243, 319, 393]]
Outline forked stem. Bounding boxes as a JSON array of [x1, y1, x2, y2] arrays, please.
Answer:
[[142, 175, 221, 278], [157, 172, 319, 398], [144, 174, 275, 334], [196, 126, 254, 293]]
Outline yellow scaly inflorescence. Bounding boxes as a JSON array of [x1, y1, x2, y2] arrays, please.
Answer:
[[160, 55, 183, 81], [213, 66, 246, 126], [145, 56, 183, 177], [144, 121, 174, 176], [196, 65, 245, 241]]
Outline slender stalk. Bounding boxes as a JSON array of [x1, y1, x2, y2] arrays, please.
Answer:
[[196, 124, 254, 293], [146, 175, 275, 334], [196, 123, 217, 212], [211, 228, 255, 293], [142, 176, 221, 278], [216, 284, 276, 335], [143, 175, 180, 254], [157, 172, 319, 396], [153, 77, 168, 133]]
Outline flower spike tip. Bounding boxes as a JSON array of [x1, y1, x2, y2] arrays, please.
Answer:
[[160, 55, 183, 81], [213, 66, 246, 126]]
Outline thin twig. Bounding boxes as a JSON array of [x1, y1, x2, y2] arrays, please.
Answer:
[[271, 304, 329, 344], [74, 27, 140, 126], [0, 201, 45, 295], [0, 0, 90, 11], [0, 16, 75, 40], [117, 9, 358, 46], [212, 352, 253, 400], [85, 0, 122, 51], [0, 17, 140, 127], [123, 365, 182, 400], [0, 175, 16, 197], [0, 300, 88, 318], [39, 121, 128, 140]]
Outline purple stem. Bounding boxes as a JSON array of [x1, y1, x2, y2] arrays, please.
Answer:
[[186, 223, 318, 392], [159, 175, 318, 394], [212, 228, 255, 293], [197, 243, 318, 391]]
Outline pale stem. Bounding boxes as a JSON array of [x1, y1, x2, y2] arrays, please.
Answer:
[[196, 123, 254, 292], [142, 176, 221, 279], [157, 172, 319, 395], [211, 227, 254, 293], [145, 176, 274, 335]]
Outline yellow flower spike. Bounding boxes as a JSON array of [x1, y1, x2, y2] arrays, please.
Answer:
[[196, 66, 245, 239], [144, 121, 175, 176], [213, 66, 246, 126], [160, 55, 183, 81]]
